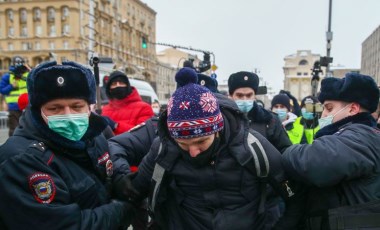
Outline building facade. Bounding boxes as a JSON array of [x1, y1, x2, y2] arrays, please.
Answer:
[[0, 0, 157, 83], [283, 50, 322, 101], [361, 24, 380, 84]]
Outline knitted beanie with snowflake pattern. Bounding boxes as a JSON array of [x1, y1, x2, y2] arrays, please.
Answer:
[[166, 67, 224, 139]]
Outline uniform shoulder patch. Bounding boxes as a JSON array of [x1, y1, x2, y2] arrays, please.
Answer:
[[129, 122, 146, 132], [28, 172, 56, 204]]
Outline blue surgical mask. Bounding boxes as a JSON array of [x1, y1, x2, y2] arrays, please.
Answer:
[[301, 108, 314, 120], [274, 109, 287, 121], [42, 112, 89, 141], [235, 100, 254, 113], [318, 104, 350, 129]]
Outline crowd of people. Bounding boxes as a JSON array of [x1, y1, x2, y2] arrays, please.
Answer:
[[0, 58, 380, 230]]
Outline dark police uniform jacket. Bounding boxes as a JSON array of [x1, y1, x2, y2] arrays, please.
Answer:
[[131, 96, 301, 230], [282, 113, 380, 229], [247, 103, 292, 153], [0, 109, 128, 230]]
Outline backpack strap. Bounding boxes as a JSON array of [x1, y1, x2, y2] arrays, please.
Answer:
[[246, 132, 269, 214], [149, 142, 165, 213]]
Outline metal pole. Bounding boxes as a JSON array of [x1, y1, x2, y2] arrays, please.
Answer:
[[326, 0, 333, 76]]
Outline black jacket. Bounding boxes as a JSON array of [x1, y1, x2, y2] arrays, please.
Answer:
[[109, 116, 159, 177], [282, 113, 380, 229], [247, 103, 292, 153], [0, 108, 131, 230], [132, 96, 301, 230]]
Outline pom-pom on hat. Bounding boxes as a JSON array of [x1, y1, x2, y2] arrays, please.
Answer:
[[27, 61, 96, 108], [271, 94, 291, 111], [228, 71, 259, 95], [318, 73, 380, 113], [197, 73, 219, 93], [167, 67, 224, 139]]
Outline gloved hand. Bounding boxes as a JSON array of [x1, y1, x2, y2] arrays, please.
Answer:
[[102, 115, 118, 131], [113, 172, 140, 202], [111, 199, 137, 227]]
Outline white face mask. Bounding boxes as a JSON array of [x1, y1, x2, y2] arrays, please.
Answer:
[[152, 107, 160, 115], [318, 104, 350, 129]]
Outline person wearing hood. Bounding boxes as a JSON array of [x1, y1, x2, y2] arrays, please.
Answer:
[[125, 68, 303, 229], [0, 61, 136, 229], [282, 73, 380, 229], [271, 93, 301, 144], [101, 70, 154, 135]]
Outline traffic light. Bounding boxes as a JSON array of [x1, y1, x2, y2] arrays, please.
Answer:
[[142, 36, 147, 49]]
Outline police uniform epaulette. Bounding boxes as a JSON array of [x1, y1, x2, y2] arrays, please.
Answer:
[[129, 122, 146, 132]]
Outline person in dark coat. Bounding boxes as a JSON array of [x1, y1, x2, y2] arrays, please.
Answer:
[[228, 71, 292, 153], [282, 73, 380, 230], [109, 71, 233, 229], [0, 61, 135, 229], [127, 68, 302, 230]]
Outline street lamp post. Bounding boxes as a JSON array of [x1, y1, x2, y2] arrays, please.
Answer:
[[325, 0, 333, 77]]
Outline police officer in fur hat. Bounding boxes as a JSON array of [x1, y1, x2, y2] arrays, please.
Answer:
[[282, 73, 380, 229], [228, 71, 291, 153], [0, 61, 136, 229]]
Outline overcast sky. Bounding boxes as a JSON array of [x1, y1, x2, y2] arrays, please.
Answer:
[[142, 0, 380, 93]]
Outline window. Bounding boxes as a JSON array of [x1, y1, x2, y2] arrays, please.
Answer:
[[297, 72, 302, 76], [8, 43, 14, 51], [21, 26, 28, 37], [34, 8, 41, 20], [35, 25, 42, 36], [303, 72, 308, 76], [35, 42, 41, 50], [7, 10, 14, 21], [49, 25, 56, 36], [63, 41, 69, 49], [8, 27, 14, 37], [20, 9, 27, 23], [48, 7, 55, 21], [299, 59, 308, 65], [49, 41, 55, 50], [62, 6, 69, 17], [22, 42, 28, 50], [62, 24, 70, 35]]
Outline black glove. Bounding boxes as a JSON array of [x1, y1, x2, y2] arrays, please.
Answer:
[[113, 172, 140, 202], [111, 199, 137, 228], [102, 115, 117, 130]]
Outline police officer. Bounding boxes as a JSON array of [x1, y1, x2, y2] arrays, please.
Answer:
[[282, 73, 380, 229], [128, 68, 301, 229], [0, 56, 30, 136], [0, 61, 135, 229], [228, 71, 292, 153]]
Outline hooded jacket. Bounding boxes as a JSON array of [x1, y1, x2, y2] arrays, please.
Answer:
[[102, 87, 154, 135]]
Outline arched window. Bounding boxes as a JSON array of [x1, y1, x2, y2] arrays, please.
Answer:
[[299, 59, 308, 65], [34, 8, 41, 21], [20, 9, 27, 23], [47, 7, 55, 21]]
